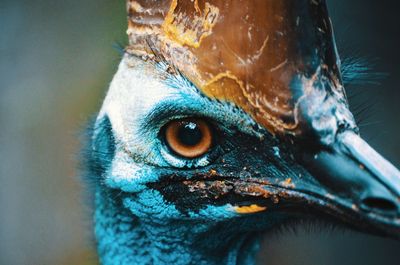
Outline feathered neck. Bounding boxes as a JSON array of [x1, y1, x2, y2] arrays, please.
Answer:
[[94, 187, 263, 265]]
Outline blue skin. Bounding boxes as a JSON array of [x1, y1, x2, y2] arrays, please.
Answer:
[[86, 119, 266, 264], [94, 185, 264, 265], [82, 59, 369, 265], [82, 71, 287, 264]]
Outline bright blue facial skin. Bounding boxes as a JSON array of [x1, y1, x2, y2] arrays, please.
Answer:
[[82, 56, 278, 265], [88, 118, 264, 264], [94, 186, 264, 265]]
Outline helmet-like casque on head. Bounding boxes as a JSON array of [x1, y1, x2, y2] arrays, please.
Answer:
[[126, 0, 355, 144]]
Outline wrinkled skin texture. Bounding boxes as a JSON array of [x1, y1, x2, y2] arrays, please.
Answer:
[[83, 1, 400, 264], [126, 0, 355, 139]]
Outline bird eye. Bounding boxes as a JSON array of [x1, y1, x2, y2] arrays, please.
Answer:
[[164, 118, 213, 159]]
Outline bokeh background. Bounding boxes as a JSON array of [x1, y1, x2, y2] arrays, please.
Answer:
[[0, 1, 399, 265]]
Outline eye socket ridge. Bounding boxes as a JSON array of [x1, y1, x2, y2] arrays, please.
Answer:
[[163, 118, 214, 159]]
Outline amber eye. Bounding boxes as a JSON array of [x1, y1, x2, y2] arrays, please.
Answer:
[[164, 118, 213, 158]]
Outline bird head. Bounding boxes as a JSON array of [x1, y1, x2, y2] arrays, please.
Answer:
[[90, 0, 400, 240]]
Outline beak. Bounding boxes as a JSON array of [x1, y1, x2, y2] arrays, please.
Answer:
[[294, 131, 400, 236], [227, 130, 400, 239], [231, 129, 400, 238]]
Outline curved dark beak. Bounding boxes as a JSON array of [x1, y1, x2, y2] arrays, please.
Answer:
[[296, 131, 400, 236]]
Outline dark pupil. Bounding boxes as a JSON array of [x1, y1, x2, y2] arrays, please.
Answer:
[[177, 122, 203, 146]]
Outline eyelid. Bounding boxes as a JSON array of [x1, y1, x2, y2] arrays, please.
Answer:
[[142, 101, 206, 131], [141, 99, 240, 136]]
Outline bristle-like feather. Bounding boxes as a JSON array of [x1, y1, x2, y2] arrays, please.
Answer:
[[341, 56, 387, 86], [264, 216, 349, 240]]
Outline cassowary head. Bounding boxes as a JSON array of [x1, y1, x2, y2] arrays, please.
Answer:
[[85, 1, 400, 264]]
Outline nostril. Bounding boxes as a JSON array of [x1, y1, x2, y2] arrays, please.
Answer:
[[360, 197, 398, 214]]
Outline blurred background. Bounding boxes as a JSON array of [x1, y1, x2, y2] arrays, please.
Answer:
[[0, 0, 399, 265]]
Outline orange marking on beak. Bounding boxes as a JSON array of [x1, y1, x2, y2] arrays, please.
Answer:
[[234, 204, 267, 214]]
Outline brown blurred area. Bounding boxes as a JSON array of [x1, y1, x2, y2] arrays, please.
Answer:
[[0, 1, 399, 265]]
